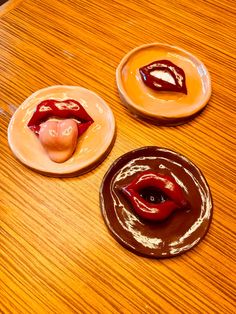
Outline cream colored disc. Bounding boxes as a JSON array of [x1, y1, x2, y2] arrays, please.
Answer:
[[8, 86, 116, 176]]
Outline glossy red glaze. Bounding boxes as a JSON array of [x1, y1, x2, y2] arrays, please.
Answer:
[[122, 171, 188, 221], [27, 99, 93, 135], [139, 60, 187, 94]]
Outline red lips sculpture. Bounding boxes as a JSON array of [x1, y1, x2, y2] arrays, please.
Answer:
[[122, 170, 188, 221], [28, 99, 94, 136], [139, 60, 187, 94]]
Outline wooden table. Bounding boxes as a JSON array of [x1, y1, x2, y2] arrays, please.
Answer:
[[1, 0, 235, 313]]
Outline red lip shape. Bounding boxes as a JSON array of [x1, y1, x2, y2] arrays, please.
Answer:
[[122, 171, 188, 221], [27, 99, 94, 136], [139, 60, 187, 94]]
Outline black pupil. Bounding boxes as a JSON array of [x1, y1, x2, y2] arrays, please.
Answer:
[[139, 187, 167, 204]]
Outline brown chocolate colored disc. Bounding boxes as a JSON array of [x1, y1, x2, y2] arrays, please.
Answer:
[[100, 147, 213, 258]]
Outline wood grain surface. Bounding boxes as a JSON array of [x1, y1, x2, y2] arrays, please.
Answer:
[[0, 0, 236, 313]]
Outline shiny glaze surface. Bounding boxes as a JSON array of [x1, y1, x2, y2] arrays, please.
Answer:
[[100, 147, 213, 258], [122, 170, 188, 221], [139, 60, 187, 94], [28, 99, 94, 162], [116, 43, 211, 124], [8, 86, 116, 176], [1, 0, 235, 313], [38, 119, 79, 163], [28, 99, 93, 135]]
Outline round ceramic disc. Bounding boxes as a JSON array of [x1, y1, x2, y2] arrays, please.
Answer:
[[100, 147, 213, 258], [116, 43, 212, 125], [8, 86, 116, 176]]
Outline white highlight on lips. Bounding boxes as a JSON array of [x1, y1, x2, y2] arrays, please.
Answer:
[[151, 70, 175, 85], [165, 181, 174, 191], [39, 105, 52, 112], [55, 101, 80, 110]]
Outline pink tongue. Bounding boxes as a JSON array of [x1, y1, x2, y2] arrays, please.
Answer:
[[39, 119, 79, 163]]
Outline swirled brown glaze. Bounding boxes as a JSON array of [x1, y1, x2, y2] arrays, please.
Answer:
[[100, 147, 213, 259]]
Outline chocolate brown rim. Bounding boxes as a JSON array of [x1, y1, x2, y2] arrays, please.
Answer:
[[100, 146, 213, 259]]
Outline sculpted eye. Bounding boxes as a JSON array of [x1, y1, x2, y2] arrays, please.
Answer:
[[139, 187, 168, 204], [100, 147, 213, 258], [121, 170, 188, 221]]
